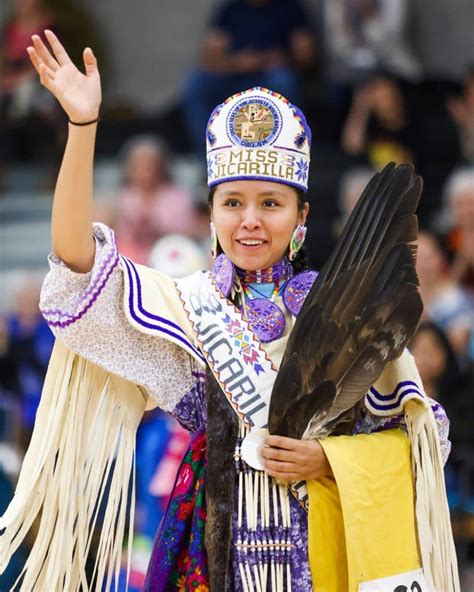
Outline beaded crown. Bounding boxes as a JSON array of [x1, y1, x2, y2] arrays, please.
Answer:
[[206, 87, 312, 192]]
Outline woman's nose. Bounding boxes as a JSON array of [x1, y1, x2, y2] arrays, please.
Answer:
[[241, 206, 261, 229]]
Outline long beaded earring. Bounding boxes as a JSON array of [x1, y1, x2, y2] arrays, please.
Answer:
[[288, 224, 307, 261], [210, 221, 218, 259]]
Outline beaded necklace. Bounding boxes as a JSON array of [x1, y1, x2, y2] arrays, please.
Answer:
[[212, 254, 318, 343], [237, 259, 293, 285]]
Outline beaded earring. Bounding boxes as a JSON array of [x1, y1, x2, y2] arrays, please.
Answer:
[[210, 221, 218, 259], [288, 224, 307, 261]]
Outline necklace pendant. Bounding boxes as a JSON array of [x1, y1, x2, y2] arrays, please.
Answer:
[[212, 253, 235, 297], [245, 298, 286, 342], [283, 270, 318, 316]]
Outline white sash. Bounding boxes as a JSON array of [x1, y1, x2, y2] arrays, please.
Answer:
[[175, 271, 310, 507], [175, 271, 278, 429]]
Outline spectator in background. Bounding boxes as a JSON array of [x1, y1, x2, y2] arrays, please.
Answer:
[[0, 0, 106, 162], [1, 0, 56, 116], [341, 73, 419, 169], [442, 168, 474, 293], [410, 321, 463, 403], [0, 315, 19, 403], [410, 321, 469, 517], [323, 0, 421, 87], [0, 0, 59, 161], [0, 316, 20, 444], [182, 0, 317, 156], [112, 135, 196, 264], [447, 66, 474, 165], [192, 201, 213, 266], [416, 230, 473, 361], [6, 277, 54, 442], [334, 166, 374, 235]]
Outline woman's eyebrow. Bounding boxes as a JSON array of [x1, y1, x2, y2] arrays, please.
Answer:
[[217, 190, 243, 197], [259, 191, 290, 198]]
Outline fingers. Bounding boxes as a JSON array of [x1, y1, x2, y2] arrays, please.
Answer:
[[26, 46, 42, 73], [261, 445, 297, 463], [27, 48, 55, 83], [44, 29, 72, 66], [264, 435, 301, 450], [82, 48, 98, 76], [31, 34, 60, 71], [38, 63, 55, 86], [264, 459, 296, 474]]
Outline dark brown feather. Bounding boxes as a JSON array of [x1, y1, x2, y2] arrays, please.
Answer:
[[268, 163, 423, 439]]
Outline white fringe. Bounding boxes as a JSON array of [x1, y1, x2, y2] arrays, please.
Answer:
[[0, 341, 146, 591], [405, 399, 460, 591]]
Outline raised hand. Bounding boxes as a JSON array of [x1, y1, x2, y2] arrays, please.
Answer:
[[27, 30, 101, 124]]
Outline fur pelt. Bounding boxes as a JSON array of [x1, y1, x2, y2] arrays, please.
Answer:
[[205, 370, 239, 591]]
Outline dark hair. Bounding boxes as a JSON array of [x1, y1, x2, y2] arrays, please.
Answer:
[[207, 185, 311, 272], [409, 321, 462, 400]]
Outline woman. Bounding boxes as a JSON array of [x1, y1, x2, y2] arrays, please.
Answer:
[[416, 230, 473, 359], [0, 31, 459, 591], [113, 135, 196, 264], [411, 322, 463, 402]]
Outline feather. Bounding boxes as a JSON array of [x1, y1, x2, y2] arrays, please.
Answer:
[[268, 163, 423, 439]]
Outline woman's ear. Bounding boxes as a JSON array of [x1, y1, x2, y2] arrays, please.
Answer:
[[299, 202, 310, 225]]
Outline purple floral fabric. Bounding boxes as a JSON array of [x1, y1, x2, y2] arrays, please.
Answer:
[[145, 431, 208, 592]]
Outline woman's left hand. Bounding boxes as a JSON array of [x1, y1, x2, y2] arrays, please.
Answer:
[[261, 435, 333, 482]]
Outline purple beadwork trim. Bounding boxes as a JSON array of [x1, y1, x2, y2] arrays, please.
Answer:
[[42, 226, 119, 320], [78, 226, 118, 306], [44, 252, 119, 328], [369, 380, 421, 401], [122, 256, 206, 363], [208, 175, 307, 192], [366, 388, 423, 412]]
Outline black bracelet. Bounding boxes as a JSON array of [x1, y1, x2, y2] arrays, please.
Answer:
[[68, 115, 100, 126]]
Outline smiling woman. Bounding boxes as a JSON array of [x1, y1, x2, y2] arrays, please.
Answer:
[[0, 30, 459, 592], [210, 180, 309, 271]]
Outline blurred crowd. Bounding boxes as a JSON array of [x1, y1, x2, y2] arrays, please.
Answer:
[[1, 0, 474, 588]]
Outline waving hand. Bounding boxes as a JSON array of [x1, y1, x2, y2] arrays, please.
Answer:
[[27, 29, 101, 123]]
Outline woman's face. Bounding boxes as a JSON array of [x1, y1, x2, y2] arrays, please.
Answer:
[[411, 329, 447, 389], [211, 180, 308, 271], [125, 144, 163, 191], [416, 232, 444, 284]]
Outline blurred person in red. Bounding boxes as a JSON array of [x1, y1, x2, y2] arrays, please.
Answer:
[[1, 0, 56, 115], [0, 0, 106, 162], [0, 0, 59, 161], [341, 74, 419, 169], [416, 230, 473, 361], [112, 136, 196, 264]]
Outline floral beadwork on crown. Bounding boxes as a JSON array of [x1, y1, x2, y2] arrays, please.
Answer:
[[206, 87, 312, 192]]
